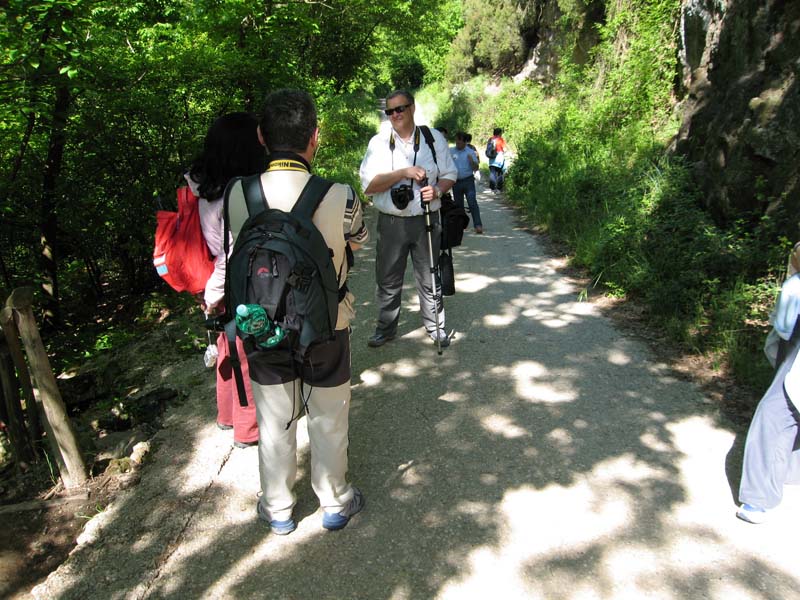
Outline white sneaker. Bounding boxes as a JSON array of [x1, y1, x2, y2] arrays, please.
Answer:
[[736, 503, 769, 524]]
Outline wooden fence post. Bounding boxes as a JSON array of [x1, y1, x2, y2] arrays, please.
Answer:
[[0, 333, 35, 465], [0, 308, 42, 442], [5, 288, 87, 488]]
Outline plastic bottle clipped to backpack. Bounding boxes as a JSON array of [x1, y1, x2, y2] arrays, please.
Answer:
[[235, 304, 285, 349]]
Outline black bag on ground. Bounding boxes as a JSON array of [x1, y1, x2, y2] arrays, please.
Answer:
[[439, 249, 455, 296], [222, 174, 340, 405], [440, 193, 470, 250]]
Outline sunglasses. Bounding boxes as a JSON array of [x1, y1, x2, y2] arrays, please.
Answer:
[[384, 103, 412, 116]]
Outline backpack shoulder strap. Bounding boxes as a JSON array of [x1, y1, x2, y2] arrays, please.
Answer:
[[291, 175, 335, 220], [419, 125, 437, 165], [242, 173, 268, 217], [223, 173, 267, 257]]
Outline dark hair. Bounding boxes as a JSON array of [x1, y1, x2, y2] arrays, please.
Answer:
[[455, 131, 468, 142], [259, 89, 317, 153], [435, 126, 449, 136], [465, 133, 473, 143], [493, 127, 503, 136], [189, 112, 266, 200], [386, 89, 414, 105]]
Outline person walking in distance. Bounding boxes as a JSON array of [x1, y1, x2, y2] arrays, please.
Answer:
[[450, 131, 483, 234], [222, 90, 369, 534], [359, 90, 457, 348], [486, 127, 507, 192]]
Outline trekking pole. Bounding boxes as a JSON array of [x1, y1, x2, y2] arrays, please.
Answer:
[[421, 179, 444, 355]]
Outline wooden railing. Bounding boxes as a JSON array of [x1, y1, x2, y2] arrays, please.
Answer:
[[0, 287, 87, 488]]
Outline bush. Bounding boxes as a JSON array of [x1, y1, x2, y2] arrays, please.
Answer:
[[391, 52, 426, 90]]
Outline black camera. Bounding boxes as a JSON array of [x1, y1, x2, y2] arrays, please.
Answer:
[[205, 314, 227, 332], [390, 184, 413, 210]]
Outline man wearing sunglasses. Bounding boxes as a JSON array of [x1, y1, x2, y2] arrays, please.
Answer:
[[359, 90, 457, 348]]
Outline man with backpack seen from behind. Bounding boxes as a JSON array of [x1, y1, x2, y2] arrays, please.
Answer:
[[360, 90, 457, 348], [223, 89, 369, 535], [450, 131, 483, 234], [486, 127, 507, 192]]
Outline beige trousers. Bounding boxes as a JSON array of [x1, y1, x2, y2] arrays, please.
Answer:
[[252, 379, 353, 521]]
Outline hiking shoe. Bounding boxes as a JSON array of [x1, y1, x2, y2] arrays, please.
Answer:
[[475, 226, 484, 234], [216, 422, 233, 431], [322, 487, 365, 531], [234, 440, 258, 449], [736, 503, 769, 524], [256, 500, 296, 535], [428, 329, 450, 348], [367, 332, 396, 347]]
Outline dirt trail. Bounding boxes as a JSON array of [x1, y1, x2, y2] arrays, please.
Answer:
[[30, 183, 800, 600]]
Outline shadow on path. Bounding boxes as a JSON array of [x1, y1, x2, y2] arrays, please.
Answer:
[[34, 184, 800, 600]]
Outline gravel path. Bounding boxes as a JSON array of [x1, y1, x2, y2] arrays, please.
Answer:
[[33, 183, 800, 599]]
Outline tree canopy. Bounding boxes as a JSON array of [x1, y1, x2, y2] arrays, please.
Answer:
[[0, 0, 459, 325]]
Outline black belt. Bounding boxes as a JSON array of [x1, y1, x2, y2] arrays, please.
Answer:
[[382, 210, 439, 218], [456, 176, 474, 182]]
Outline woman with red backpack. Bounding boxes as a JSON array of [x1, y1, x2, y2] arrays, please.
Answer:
[[187, 113, 268, 448]]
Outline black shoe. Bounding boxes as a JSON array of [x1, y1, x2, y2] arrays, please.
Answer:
[[234, 440, 258, 449], [367, 332, 396, 348]]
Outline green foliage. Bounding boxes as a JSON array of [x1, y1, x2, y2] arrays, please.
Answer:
[[0, 0, 459, 334], [431, 0, 791, 390], [391, 52, 426, 90], [315, 92, 377, 194], [446, 0, 533, 81]]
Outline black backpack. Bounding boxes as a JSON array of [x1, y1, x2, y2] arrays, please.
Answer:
[[222, 174, 340, 404], [485, 138, 498, 159]]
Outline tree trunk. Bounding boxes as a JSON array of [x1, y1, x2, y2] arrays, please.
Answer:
[[5, 288, 87, 488], [0, 252, 11, 290], [39, 84, 71, 328]]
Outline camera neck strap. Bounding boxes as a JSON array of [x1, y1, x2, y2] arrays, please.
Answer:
[[389, 127, 422, 181]]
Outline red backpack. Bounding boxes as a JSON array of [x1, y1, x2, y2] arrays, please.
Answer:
[[153, 186, 214, 294]]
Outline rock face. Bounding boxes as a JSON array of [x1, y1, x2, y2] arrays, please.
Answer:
[[515, 0, 799, 236], [674, 0, 800, 231], [514, 1, 604, 85]]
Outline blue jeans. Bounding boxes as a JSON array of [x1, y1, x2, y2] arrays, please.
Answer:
[[453, 176, 482, 228], [489, 166, 504, 191]]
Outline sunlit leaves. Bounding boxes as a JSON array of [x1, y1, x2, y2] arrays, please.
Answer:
[[0, 0, 461, 316]]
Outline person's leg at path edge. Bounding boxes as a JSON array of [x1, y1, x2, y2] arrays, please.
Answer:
[[489, 166, 498, 190], [465, 178, 482, 233]]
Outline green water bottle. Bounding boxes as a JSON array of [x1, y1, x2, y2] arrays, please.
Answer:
[[235, 304, 285, 348], [235, 304, 269, 336]]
